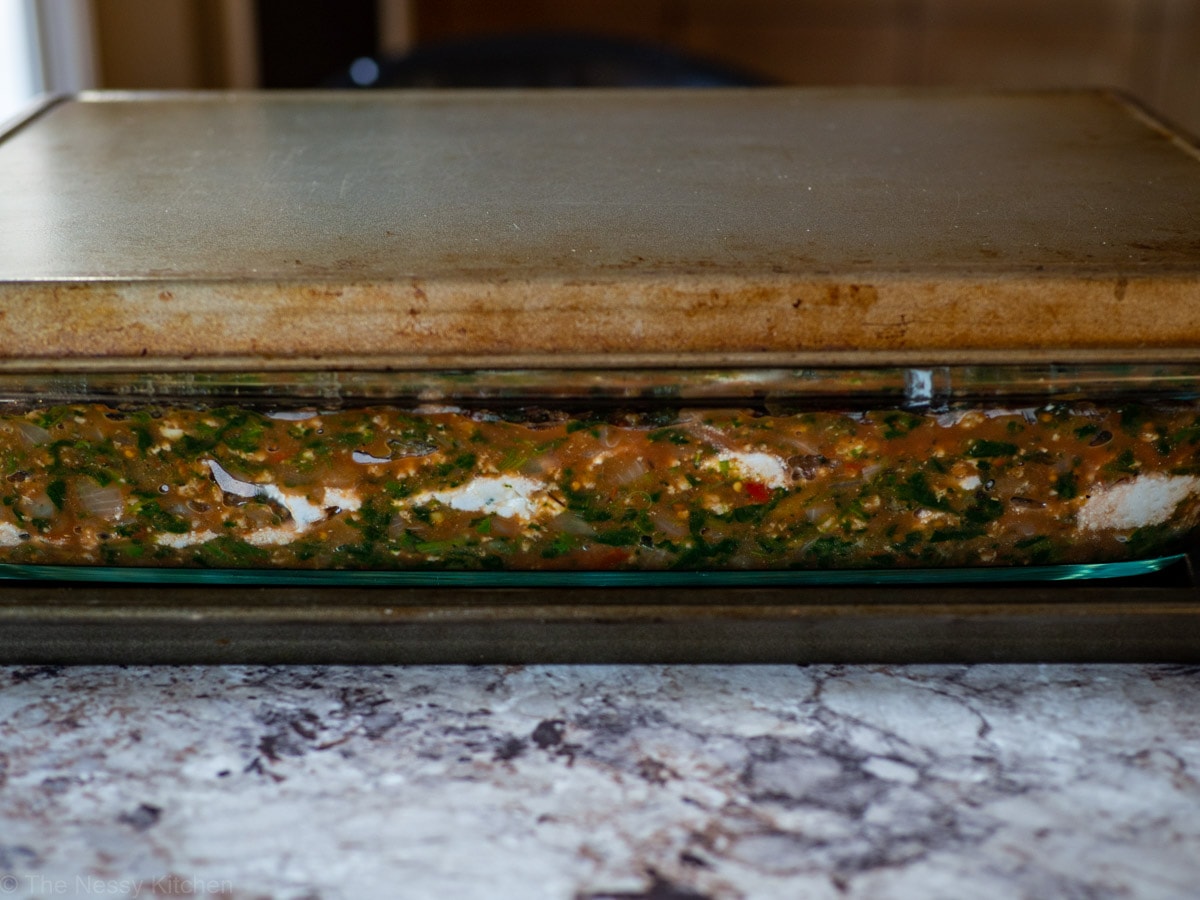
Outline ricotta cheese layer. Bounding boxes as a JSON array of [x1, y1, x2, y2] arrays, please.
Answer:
[[1079, 475, 1200, 532]]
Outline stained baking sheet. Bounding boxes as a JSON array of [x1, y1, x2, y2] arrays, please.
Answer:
[[0, 89, 1198, 367]]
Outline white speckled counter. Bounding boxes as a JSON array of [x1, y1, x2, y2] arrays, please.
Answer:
[[0, 665, 1198, 899]]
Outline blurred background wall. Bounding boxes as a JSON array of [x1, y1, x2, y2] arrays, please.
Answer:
[[5, 0, 1199, 134]]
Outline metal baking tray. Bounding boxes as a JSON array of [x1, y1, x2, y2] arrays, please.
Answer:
[[3, 88, 1200, 369], [1, 89, 1199, 661], [1, 568, 1198, 663]]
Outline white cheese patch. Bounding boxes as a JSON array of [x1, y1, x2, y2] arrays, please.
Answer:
[[202, 460, 363, 545], [705, 451, 789, 489], [205, 459, 258, 499], [959, 475, 981, 491], [352, 450, 392, 465], [1078, 474, 1200, 532], [258, 484, 325, 528], [324, 487, 362, 513], [0, 521, 24, 547], [205, 459, 327, 528], [0, 521, 63, 548], [411, 476, 551, 520], [246, 526, 305, 547], [587, 451, 613, 469], [155, 530, 219, 549], [985, 407, 1036, 420], [935, 410, 981, 428], [937, 408, 1035, 427]]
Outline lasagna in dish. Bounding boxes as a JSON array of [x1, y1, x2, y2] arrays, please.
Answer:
[[0, 402, 1197, 570]]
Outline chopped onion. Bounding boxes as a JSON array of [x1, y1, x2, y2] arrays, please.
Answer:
[[607, 456, 648, 486], [1010, 520, 1041, 539], [804, 502, 835, 523], [387, 438, 437, 458], [936, 410, 970, 427], [552, 511, 595, 537], [649, 507, 689, 540], [14, 420, 50, 446], [634, 546, 673, 569], [76, 482, 125, 520], [388, 514, 409, 541], [596, 426, 623, 449], [774, 434, 821, 456], [24, 492, 55, 519], [520, 452, 561, 476], [725, 548, 761, 569], [489, 515, 525, 538]]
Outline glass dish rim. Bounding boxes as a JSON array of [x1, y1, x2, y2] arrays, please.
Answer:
[[0, 555, 1185, 587]]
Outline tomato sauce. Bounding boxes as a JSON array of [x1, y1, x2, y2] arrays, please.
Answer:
[[1, 402, 1198, 570]]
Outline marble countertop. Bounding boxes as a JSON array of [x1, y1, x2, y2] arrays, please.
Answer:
[[0, 663, 1198, 899]]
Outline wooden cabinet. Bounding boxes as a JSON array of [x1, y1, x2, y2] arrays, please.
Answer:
[[86, 0, 1200, 134]]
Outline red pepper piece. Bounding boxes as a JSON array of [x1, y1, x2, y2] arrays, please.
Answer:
[[745, 481, 771, 503]]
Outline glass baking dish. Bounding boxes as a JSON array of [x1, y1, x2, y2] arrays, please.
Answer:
[[3, 89, 1199, 597], [1, 363, 1197, 585]]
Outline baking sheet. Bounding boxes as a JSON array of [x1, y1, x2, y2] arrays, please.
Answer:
[[0, 90, 1198, 367]]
